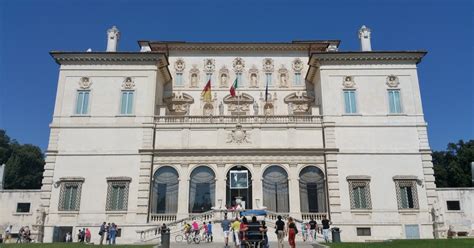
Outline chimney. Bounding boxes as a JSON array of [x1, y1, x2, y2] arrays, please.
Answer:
[[358, 25, 372, 51], [0, 164, 5, 190], [106, 26, 120, 52]]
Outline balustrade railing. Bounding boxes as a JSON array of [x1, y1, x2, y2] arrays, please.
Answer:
[[154, 115, 322, 124], [301, 212, 327, 221], [150, 213, 177, 223]]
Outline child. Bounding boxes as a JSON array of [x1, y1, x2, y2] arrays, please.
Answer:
[[207, 221, 213, 242], [202, 222, 208, 241]]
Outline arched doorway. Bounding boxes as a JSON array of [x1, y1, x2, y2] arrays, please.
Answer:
[[262, 165, 289, 213], [226, 166, 252, 209], [189, 166, 215, 213], [299, 166, 326, 212], [152, 166, 179, 214]]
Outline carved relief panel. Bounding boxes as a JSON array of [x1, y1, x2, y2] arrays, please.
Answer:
[[284, 92, 315, 115]]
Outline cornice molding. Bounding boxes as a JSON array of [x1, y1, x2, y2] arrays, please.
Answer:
[[139, 148, 339, 157], [309, 51, 427, 66], [50, 52, 168, 66]]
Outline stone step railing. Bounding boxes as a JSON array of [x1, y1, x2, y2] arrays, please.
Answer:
[[154, 115, 322, 124], [150, 213, 177, 223]]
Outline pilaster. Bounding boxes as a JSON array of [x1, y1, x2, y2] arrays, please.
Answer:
[[288, 163, 301, 219], [215, 163, 227, 209], [176, 164, 190, 219], [252, 164, 263, 209]]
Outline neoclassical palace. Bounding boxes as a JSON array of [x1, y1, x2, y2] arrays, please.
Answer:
[[30, 26, 439, 243]]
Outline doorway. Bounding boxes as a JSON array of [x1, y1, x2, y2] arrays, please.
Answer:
[[226, 166, 252, 209]]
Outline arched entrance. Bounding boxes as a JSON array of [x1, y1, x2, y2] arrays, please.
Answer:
[[189, 166, 215, 213], [152, 166, 179, 214], [299, 166, 326, 212], [262, 165, 289, 213], [226, 166, 252, 209]]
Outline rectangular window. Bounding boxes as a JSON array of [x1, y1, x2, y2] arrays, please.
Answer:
[[388, 89, 402, 113], [237, 73, 243, 86], [75, 91, 90, 115], [357, 228, 371, 236], [106, 180, 130, 211], [266, 73, 272, 86], [348, 180, 371, 209], [447, 201, 461, 210], [16, 203, 31, 213], [294, 73, 302, 86], [58, 181, 83, 211], [395, 180, 418, 209], [344, 90, 357, 114], [175, 73, 183, 86], [120, 91, 134, 115]]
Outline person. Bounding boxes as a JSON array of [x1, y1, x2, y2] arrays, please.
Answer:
[[65, 232, 72, 242], [301, 222, 307, 242], [109, 223, 117, 245], [287, 217, 298, 248], [308, 218, 317, 242], [275, 215, 285, 248], [77, 229, 83, 242], [183, 222, 191, 240], [201, 222, 208, 241], [259, 220, 269, 248], [22, 226, 31, 243], [321, 216, 331, 243], [191, 220, 199, 236], [231, 217, 241, 248], [5, 225, 12, 243], [239, 217, 249, 248], [99, 222, 106, 245], [247, 216, 261, 247], [17, 226, 24, 243], [81, 228, 86, 242], [207, 221, 213, 242], [221, 215, 231, 248], [85, 228, 91, 243], [106, 223, 111, 244]]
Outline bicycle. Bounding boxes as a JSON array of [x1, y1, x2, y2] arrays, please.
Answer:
[[186, 231, 201, 244]]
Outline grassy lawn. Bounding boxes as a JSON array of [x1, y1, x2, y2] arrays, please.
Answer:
[[0, 244, 154, 248], [328, 239, 474, 248]]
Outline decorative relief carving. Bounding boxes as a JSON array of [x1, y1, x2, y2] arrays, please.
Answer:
[[248, 65, 259, 88], [233, 57, 245, 73], [386, 75, 400, 88], [278, 65, 289, 88], [342, 76, 355, 88], [219, 66, 230, 87], [284, 92, 315, 115], [174, 58, 185, 72], [78, 77, 92, 89], [164, 92, 194, 115], [122, 77, 135, 89], [262, 58, 274, 72], [203, 58, 215, 73], [226, 124, 251, 144], [203, 102, 214, 116], [189, 65, 200, 88], [292, 58, 304, 72], [223, 93, 254, 115]]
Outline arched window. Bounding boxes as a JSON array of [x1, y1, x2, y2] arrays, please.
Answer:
[[262, 166, 289, 213], [152, 166, 179, 214], [299, 166, 326, 213], [189, 166, 215, 213]]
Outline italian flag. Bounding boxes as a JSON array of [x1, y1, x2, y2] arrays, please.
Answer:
[[230, 78, 238, 97], [201, 79, 212, 102]]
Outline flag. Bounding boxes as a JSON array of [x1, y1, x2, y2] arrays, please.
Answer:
[[265, 77, 269, 102], [201, 79, 212, 102], [230, 78, 238, 97]]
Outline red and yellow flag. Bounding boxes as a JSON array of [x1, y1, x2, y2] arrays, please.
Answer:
[[201, 79, 212, 102]]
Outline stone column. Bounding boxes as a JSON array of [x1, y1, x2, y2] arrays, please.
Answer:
[[252, 164, 263, 209], [288, 164, 301, 219], [215, 164, 227, 210], [176, 164, 190, 219]]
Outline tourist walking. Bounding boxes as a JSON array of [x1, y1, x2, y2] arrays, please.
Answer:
[[5, 225, 12, 243], [109, 223, 117, 244], [260, 220, 269, 248], [231, 217, 241, 248], [240, 217, 249, 248], [300, 222, 307, 242], [65, 232, 72, 242], [321, 216, 331, 243], [275, 215, 285, 248], [287, 217, 298, 248], [17, 226, 24, 243], [99, 222, 106, 245], [221, 215, 231, 248], [106, 223, 111, 244], [207, 221, 213, 242], [308, 218, 317, 242], [85, 228, 91, 243]]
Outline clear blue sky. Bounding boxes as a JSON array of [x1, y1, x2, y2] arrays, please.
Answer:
[[0, 0, 472, 151]]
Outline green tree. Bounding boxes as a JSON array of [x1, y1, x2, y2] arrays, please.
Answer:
[[1, 129, 45, 189], [433, 140, 473, 187]]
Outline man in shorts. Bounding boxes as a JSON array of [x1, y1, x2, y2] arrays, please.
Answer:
[[221, 215, 231, 248]]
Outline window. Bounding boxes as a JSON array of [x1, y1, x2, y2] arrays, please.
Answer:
[[175, 73, 183, 86], [75, 91, 90, 115], [58, 180, 83, 211], [266, 73, 272, 86], [237, 73, 243, 86], [120, 91, 134, 115], [16, 203, 31, 213], [106, 179, 130, 211], [343, 90, 357, 114], [447, 201, 461, 211], [348, 180, 371, 209], [294, 73, 302, 86], [388, 89, 402, 113], [395, 180, 418, 209], [357, 227, 371, 236]]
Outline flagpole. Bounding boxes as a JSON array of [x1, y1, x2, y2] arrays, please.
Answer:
[[237, 76, 240, 123]]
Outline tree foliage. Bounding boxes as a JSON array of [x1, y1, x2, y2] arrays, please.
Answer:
[[433, 140, 473, 188], [1, 129, 45, 189]]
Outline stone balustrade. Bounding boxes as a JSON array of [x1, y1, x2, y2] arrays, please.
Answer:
[[155, 115, 322, 124]]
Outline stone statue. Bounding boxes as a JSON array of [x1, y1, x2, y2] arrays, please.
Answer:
[[253, 102, 258, 115], [191, 73, 198, 87], [250, 73, 258, 87], [219, 102, 224, 115], [264, 104, 273, 115], [288, 102, 293, 115], [204, 104, 213, 116], [220, 73, 228, 87], [280, 73, 288, 87]]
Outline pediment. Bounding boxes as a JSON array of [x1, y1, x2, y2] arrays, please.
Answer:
[[283, 92, 315, 104], [164, 92, 194, 104], [223, 93, 254, 105]]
